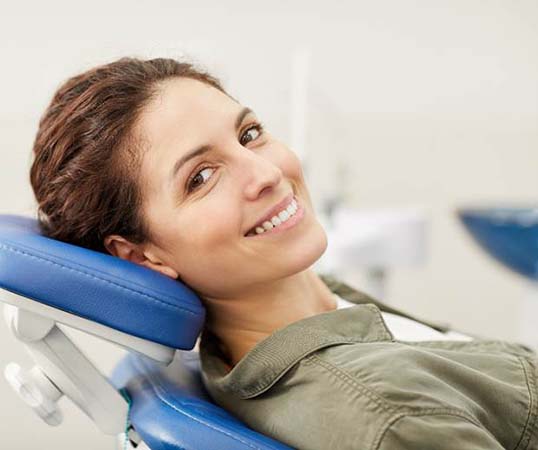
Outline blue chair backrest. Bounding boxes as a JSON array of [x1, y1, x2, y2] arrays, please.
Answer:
[[0, 214, 205, 349]]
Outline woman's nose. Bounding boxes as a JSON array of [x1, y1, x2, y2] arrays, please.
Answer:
[[239, 150, 284, 200]]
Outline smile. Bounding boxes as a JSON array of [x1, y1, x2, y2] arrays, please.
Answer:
[[245, 196, 304, 238]]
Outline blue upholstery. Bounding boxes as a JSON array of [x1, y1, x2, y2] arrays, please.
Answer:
[[111, 351, 292, 450], [0, 214, 204, 349], [0, 214, 292, 449], [458, 208, 538, 281]]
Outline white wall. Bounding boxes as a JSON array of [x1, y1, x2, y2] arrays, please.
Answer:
[[1, 1, 537, 448]]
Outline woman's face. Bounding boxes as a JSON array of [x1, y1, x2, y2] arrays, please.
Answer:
[[134, 77, 328, 299]]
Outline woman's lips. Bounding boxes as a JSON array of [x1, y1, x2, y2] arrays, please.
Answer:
[[244, 193, 295, 236], [245, 196, 304, 238]]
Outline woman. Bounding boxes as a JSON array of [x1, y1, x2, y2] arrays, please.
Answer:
[[30, 57, 538, 449]]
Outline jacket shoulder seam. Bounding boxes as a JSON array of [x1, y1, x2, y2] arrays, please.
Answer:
[[309, 353, 479, 415]]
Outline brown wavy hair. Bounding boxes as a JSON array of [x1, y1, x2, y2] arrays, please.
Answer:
[[30, 57, 227, 254]]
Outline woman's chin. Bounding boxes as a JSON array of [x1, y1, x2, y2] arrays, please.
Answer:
[[288, 221, 328, 270]]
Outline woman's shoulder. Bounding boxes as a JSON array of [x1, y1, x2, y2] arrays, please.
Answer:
[[312, 337, 536, 416]]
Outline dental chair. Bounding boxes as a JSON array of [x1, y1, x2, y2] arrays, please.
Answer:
[[0, 214, 293, 450]]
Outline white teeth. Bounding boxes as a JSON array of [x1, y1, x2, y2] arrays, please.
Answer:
[[249, 198, 299, 236]]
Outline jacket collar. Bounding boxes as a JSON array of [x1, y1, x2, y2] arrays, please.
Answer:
[[199, 273, 450, 400], [200, 302, 393, 399]]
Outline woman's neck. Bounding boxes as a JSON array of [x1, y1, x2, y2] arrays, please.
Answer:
[[203, 270, 337, 368]]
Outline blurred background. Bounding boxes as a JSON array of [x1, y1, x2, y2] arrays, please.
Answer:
[[1, 0, 537, 448]]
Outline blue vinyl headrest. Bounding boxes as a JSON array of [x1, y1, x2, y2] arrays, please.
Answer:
[[0, 214, 205, 349]]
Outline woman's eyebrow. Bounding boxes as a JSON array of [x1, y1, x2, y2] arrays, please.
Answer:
[[169, 106, 253, 184]]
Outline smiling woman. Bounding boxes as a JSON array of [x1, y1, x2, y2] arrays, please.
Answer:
[[30, 56, 332, 366], [28, 57, 538, 450]]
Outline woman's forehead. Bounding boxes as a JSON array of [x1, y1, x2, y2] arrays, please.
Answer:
[[140, 77, 236, 143]]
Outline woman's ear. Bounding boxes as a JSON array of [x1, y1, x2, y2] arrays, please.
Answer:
[[103, 234, 179, 280]]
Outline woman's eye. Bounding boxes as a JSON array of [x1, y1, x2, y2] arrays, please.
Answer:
[[186, 166, 215, 193], [240, 123, 264, 146], [185, 122, 265, 195]]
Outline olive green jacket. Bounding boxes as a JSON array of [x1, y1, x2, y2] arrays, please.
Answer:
[[199, 274, 538, 449]]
